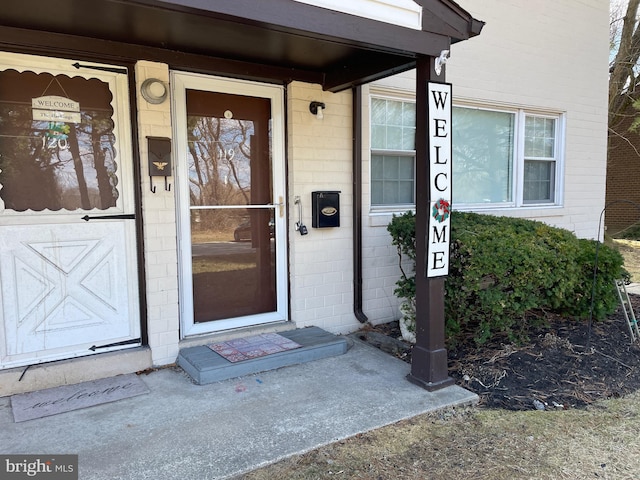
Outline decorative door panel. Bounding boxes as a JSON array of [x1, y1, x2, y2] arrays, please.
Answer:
[[1, 223, 137, 358], [0, 52, 140, 368]]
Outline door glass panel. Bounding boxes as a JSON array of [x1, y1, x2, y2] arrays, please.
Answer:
[[186, 90, 276, 322], [191, 207, 276, 322], [0, 69, 119, 212]]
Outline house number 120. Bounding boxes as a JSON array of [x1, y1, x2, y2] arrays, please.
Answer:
[[42, 136, 69, 150]]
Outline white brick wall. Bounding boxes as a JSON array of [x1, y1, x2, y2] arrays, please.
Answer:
[[360, 0, 610, 324], [286, 82, 360, 334], [134, 61, 180, 366]]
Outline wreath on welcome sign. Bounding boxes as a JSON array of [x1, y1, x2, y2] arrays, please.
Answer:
[[431, 198, 450, 223]]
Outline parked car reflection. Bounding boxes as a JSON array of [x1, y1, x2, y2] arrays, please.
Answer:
[[233, 219, 275, 242]]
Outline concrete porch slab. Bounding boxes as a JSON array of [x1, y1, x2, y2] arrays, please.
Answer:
[[0, 337, 478, 480]]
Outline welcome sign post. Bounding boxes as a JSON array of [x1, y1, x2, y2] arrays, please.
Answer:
[[407, 56, 455, 391]]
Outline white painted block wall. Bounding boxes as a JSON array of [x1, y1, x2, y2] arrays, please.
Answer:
[[134, 61, 180, 366], [286, 82, 360, 334]]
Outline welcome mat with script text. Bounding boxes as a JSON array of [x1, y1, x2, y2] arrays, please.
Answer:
[[11, 374, 150, 422], [208, 333, 302, 363]]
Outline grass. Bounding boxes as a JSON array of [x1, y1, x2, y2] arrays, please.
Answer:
[[240, 392, 640, 480], [192, 254, 255, 274], [610, 238, 640, 282], [191, 230, 231, 243]]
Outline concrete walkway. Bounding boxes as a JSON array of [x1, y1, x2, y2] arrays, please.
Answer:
[[625, 282, 640, 295], [0, 338, 477, 480]]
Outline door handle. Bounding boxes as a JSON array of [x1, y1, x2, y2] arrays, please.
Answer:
[[268, 197, 285, 218], [277, 196, 284, 218], [82, 214, 136, 221]]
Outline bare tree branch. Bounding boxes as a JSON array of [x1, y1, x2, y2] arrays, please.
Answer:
[[609, 125, 640, 158], [609, 0, 640, 128]]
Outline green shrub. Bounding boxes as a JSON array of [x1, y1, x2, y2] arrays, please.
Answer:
[[387, 210, 416, 301], [387, 211, 627, 345]]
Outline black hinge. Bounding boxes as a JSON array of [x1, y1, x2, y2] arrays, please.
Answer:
[[72, 62, 128, 75], [82, 214, 135, 221], [89, 338, 141, 351]]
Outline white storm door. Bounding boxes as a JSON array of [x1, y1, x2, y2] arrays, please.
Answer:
[[172, 73, 288, 337], [0, 52, 141, 369]]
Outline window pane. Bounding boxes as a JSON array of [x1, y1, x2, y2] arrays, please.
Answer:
[[371, 98, 386, 125], [524, 160, 554, 203], [383, 181, 399, 204], [402, 126, 415, 150], [398, 157, 414, 178], [0, 69, 119, 212], [371, 97, 415, 151], [401, 102, 415, 150], [452, 107, 515, 204], [386, 100, 402, 126], [371, 155, 383, 179], [525, 116, 555, 158], [371, 180, 383, 204], [371, 97, 416, 206], [402, 102, 416, 127], [386, 126, 403, 150], [371, 154, 415, 205], [371, 125, 386, 149], [383, 155, 399, 179], [398, 181, 414, 203]]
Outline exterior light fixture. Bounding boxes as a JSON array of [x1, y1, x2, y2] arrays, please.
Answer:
[[309, 101, 325, 119], [434, 50, 449, 76], [140, 78, 168, 104]]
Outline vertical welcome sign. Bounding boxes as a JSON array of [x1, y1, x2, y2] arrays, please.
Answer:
[[426, 82, 452, 277]]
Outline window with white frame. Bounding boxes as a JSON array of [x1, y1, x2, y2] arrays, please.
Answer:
[[522, 115, 557, 204], [370, 96, 416, 206], [369, 95, 563, 210]]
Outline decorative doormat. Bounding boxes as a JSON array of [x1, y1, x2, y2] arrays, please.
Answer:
[[11, 374, 149, 423], [208, 333, 302, 363]]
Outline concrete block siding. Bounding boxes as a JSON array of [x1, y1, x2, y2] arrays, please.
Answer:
[[134, 61, 180, 366], [286, 82, 358, 334]]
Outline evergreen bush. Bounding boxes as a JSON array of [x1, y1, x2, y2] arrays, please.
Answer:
[[387, 211, 627, 345]]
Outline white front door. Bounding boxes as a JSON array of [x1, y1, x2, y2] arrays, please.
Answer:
[[0, 52, 141, 369], [172, 73, 288, 336]]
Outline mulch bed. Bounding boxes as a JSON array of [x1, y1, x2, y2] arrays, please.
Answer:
[[355, 295, 640, 411]]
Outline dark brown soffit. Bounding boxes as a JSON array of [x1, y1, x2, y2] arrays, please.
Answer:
[[0, 0, 483, 92]]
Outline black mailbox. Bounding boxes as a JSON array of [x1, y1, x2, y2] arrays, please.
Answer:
[[312, 191, 340, 228]]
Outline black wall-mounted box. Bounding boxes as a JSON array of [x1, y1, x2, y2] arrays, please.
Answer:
[[312, 191, 340, 228], [147, 137, 172, 176]]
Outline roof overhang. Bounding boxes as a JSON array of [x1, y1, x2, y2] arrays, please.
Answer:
[[0, 0, 483, 92]]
